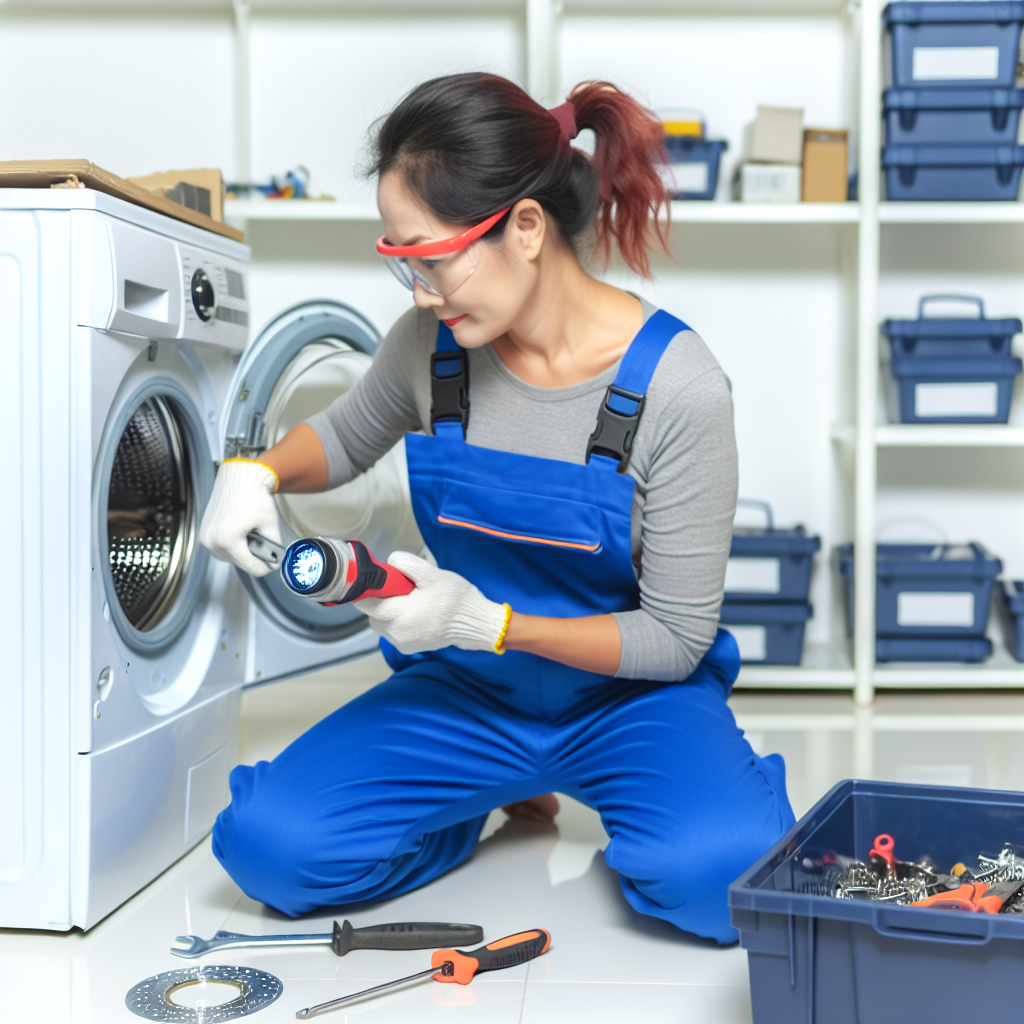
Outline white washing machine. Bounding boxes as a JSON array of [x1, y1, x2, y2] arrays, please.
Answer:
[[0, 189, 418, 931]]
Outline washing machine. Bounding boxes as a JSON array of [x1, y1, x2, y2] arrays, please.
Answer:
[[0, 188, 418, 931]]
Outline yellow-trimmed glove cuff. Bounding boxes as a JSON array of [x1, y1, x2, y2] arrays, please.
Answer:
[[221, 457, 280, 494], [494, 604, 513, 655]]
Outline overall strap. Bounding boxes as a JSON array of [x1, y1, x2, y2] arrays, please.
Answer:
[[430, 320, 470, 439], [586, 309, 690, 472]]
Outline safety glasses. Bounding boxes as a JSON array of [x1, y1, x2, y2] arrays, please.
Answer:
[[375, 207, 510, 296]]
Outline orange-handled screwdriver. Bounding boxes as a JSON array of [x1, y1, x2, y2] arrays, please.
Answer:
[[294, 928, 551, 1019]]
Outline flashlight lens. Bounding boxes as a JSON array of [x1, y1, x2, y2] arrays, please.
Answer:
[[283, 539, 327, 593]]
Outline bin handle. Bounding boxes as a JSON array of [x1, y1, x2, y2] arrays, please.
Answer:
[[872, 907, 993, 946], [734, 498, 773, 530], [918, 294, 985, 320]]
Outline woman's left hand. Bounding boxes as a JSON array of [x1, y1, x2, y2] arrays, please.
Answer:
[[360, 552, 511, 656]]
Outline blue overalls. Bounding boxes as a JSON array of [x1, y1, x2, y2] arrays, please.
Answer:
[[213, 310, 795, 944]]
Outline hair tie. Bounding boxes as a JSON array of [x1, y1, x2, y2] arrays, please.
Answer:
[[549, 100, 578, 141]]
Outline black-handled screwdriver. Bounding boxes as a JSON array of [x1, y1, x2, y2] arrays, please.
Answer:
[[295, 927, 551, 1019]]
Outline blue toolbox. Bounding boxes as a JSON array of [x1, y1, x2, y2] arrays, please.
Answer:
[[662, 137, 728, 200], [883, 87, 1024, 145], [719, 601, 813, 666], [998, 580, 1024, 660], [882, 143, 1024, 200], [884, 2, 1024, 90], [837, 543, 1001, 660], [726, 500, 821, 603], [729, 779, 1024, 1024], [886, 353, 1022, 423], [882, 294, 1021, 358]]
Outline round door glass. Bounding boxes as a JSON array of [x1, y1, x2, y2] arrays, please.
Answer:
[[107, 396, 196, 632]]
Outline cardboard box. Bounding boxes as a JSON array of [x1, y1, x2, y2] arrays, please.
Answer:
[[744, 105, 804, 164], [734, 163, 802, 202], [801, 129, 848, 202], [127, 167, 225, 222]]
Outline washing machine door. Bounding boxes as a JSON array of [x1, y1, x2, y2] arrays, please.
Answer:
[[224, 299, 423, 685]]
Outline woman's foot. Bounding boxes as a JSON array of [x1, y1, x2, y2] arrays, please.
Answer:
[[502, 793, 560, 823]]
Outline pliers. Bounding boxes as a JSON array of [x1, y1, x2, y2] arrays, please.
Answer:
[[912, 878, 1024, 913]]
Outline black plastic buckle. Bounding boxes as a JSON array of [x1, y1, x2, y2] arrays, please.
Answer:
[[585, 384, 645, 473], [430, 350, 470, 435]]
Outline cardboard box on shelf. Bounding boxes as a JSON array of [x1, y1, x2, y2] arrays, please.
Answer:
[[744, 105, 804, 164], [802, 129, 848, 202], [734, 163, 802, 202], [127, 167, 225, 222]]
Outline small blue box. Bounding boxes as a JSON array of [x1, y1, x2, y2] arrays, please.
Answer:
[[882, 144, 1024, 200], [663, 137, 728, 200], [729, 779, 1024, 1024], [876, 635, 993, 661], [727, 525, 821, 603], [887, 354, 1022, 423], [720, 601, 812, 665], [885, 2, 1024, 90], [883, 295, 1021, 358], [883, 87, 1024, 144], [837, 542, 1002, 639], [998, 580, 1024, 660]]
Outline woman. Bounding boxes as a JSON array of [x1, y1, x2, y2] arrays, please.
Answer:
[[201, 74, 794, 945]]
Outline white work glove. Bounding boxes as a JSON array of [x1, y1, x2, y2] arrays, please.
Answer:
[[199, 458, 282, 577], [361, 551, 512, 656]]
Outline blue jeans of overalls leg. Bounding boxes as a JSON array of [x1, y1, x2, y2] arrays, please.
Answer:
[[213, 311, 796, 944]]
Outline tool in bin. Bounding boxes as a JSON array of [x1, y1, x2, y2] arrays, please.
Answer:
[[912, 878, 1024, 913], [247, 531, 415, 603], [294, 928, 551, 1019], [171, 921, 483, 959]]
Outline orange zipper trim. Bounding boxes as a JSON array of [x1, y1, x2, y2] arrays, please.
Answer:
[[437, 515, 601, 552]]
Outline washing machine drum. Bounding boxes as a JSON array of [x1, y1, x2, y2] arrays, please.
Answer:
[[107, 397, 195, 632]]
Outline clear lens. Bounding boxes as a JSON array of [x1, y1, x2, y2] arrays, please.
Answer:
[[380, 244, 481, 297]]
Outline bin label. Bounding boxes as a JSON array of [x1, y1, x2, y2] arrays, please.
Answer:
[[727, 625, 767, 661], [725, 557, 781, 594], [914, 381, 998, 418], [912, 46, 999, 81], [664, 161, 709, 195], [896, 591, 975, 627]]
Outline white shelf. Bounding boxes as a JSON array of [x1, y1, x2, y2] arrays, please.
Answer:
[[736, 642, 854, 689], [880, 202, 1024, 224], [831, 423, 1024, 447]]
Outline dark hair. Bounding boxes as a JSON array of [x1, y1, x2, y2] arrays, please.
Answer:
[[368, 73, 669, 278]]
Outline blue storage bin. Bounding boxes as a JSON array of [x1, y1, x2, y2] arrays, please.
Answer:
[[663, 137, 728, 200], [720, 601, 812, 665], [877, 635, 993, 661], [885, 2, 1024, 89], [727, 500, 821, 603], [998, 580, 1024, 660], [837, 542, 1002, 640], [883, 294, 1021, 358], [729, 779, 1024, 1024], [882, 143, 1024, 200], [887, 353, 1022, 423], [883, 87, 1024, 145]]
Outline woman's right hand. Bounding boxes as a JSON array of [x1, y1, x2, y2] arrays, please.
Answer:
[[199, 459, 282, 577]]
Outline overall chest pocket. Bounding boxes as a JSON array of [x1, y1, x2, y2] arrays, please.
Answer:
[[438, 479, 603, 554]]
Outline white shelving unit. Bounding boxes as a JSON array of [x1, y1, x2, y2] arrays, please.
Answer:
[[216, 0, 1024, 701]]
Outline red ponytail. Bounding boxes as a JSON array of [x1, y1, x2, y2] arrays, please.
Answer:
[[568, 81, 669, 278]]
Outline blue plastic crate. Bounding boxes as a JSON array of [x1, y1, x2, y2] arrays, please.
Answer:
[[885, 2, 1024, 89], [720, 601, 812, 665], [998, 580, 1024, 660], [662, 137, 728, 200], [882, 294, 1021, 358], [883, 87, 1024, 144], [887, 353, 1022, 423], [727, 500, 821, 603], [837, 542, 1002, 639], [876, 635, 993, 661], [729, 779, 1024, 1024], [882, 143, 1024, 200]]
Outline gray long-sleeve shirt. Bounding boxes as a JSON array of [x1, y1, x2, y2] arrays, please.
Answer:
[[306, 297, 738, 682]]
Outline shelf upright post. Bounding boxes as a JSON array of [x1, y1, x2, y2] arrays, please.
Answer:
[[854, 0, 882, 706], [233, 0, 252, 186], [526, 0, 560, 105]]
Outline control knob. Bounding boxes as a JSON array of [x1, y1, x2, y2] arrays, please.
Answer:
[[191, 268, 215, 322]]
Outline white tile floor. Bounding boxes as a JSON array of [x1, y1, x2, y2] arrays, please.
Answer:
[[3, 654, 1023, 1024]]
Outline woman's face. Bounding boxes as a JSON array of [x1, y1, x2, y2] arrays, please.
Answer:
[[377, 170, 548, 349]]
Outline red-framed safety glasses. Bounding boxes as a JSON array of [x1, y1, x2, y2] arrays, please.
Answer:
[[375, 207, 511, 296]]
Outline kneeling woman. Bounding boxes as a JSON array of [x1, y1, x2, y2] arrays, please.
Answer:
[[201, 73, 795, 944]]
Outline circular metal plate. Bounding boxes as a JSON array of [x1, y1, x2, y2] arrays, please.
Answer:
[[125, 966, 282, 1022]]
